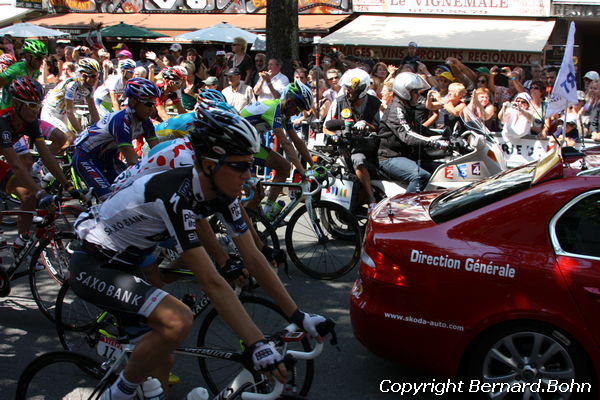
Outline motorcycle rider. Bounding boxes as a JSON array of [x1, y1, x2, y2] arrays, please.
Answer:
[[324, 68, 381, 210], [378, 72, 445, 192]]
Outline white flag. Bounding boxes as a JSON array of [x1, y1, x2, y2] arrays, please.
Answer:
[[546, 21, 578, 116]]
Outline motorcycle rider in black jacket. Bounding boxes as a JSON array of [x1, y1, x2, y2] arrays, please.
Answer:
[[378, 72, 445, 192]]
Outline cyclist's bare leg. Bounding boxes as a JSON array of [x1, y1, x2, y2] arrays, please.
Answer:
[[6, 178, 35, 235], [122, 295, 192, 393], [265, 151, 290, 203]]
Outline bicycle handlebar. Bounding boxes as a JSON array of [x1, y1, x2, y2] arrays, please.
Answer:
[[240, 330, 325, 400]]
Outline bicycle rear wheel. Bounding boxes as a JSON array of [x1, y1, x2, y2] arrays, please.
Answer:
[[55, 282, 120, 362], [197, 295, 314, 397], [29, 231, 76, 322], [285, 200, 361, 280], [15, 351, 111, 400]]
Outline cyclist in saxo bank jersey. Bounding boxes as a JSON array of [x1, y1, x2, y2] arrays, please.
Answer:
[[240, 80, 315, 220], [70, 106, 334, 399], [112, 105, 287, 285], [73, 77, 159, 201]]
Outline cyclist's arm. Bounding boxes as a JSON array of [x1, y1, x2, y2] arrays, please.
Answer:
[[119, 145, 139, 166], [156, 103, 170, 122], [286, 128, 314, 168], [36, 139, 71, 187], [109, 90, 121, 112], [272, 127, 306, 175], [182, 245, 264, 344], [0, 146, 41, 194], [233, 231, 298, 316], [195, 218, 229, 267], [86, 95, 100, 125], [64, 98, 83, 134]]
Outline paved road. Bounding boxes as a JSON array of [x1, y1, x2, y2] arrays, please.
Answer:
[[0, 219, 459, 400]]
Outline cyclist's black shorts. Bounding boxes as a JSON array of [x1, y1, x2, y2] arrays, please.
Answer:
[[68, 247, 169, 319]]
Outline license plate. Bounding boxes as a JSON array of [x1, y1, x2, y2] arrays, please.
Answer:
[[97, 335, 123, 360]]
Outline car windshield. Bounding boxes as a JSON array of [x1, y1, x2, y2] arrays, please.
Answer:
[[429, 163, 537, 223]]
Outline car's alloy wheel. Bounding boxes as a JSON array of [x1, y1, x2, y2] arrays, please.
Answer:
[[467, 324, 595, 399]]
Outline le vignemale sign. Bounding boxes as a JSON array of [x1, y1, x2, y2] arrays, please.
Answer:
[[352, 0, 551, 17]]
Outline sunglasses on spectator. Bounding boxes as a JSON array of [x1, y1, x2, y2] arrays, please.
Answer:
[[530, 86, 541, 90], [328, 76, 339, 80], [515, 99, 528, 103], [477, 79, 487, 83]]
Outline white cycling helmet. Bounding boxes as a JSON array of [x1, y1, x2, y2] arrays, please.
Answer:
[[392, 72, 430, 101], [118, 58, 136, 71], [340, 68, 370, 101]]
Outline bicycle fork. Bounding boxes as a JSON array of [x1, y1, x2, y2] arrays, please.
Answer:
[[304, 198, 328, 245]]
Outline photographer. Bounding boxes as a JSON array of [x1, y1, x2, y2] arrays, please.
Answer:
[[324, 68, 381, 212], [489, 65, 526, 107], [499, 92, 534, 144]]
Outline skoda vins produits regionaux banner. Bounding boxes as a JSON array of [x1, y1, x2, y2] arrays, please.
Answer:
[[47, 0, 351, 13]]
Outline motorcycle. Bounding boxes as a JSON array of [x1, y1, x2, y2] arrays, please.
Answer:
[[311, 109, 506, 219]]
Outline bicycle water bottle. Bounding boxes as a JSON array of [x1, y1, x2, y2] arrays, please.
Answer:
[[141, 377, 164, 400], [186, 387, 209, 400]]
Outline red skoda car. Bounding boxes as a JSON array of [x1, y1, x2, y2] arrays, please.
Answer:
[[351, 147, 600, 398]]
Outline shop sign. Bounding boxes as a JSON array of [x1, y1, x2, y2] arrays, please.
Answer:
[[352, 0, 551, 17], [49, 0, 352, 13], [16, 0, 43, 9], [329, 45, 542, 66]]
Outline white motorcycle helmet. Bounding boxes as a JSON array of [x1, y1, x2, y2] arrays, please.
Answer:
[[392, 72, 431, 103], [340, 68, 370, 102]]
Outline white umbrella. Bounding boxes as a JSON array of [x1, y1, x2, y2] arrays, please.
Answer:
[[176, 22, 257, 44], [0, 22, 68, 38]]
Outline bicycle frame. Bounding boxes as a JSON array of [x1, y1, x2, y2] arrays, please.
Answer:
[[257, 178, 324, 237], [90, 322, 322, 400], [1, 204, 84, 295]]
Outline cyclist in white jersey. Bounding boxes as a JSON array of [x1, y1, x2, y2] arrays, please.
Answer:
[[41, 58, 100, 142], [93, 58, 135, 117], [70, 107, 333, 399]]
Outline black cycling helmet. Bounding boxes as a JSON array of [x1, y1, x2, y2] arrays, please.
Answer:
[[190, 107, 260, 160]]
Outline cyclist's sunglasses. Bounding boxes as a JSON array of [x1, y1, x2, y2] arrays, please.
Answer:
[[16, 99, 41, 111], [221, 160, 254, 173], [206, 157, 254, 173], [138, 98, 156, 107]]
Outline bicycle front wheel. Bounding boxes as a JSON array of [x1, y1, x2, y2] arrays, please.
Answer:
[[15, 351, 111, 400], [29, 231, 76, 322], [245, 208, 280, 250], [285, 200, 361, 280], [197, 295, 314, 397]]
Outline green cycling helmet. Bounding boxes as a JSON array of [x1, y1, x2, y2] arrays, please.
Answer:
[[22, 39, 48, 58]]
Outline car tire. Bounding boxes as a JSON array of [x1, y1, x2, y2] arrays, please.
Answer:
[[465, 322, 596, 399]]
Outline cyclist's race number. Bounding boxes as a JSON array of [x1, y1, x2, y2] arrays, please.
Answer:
[[96, 336, 124, 360]]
